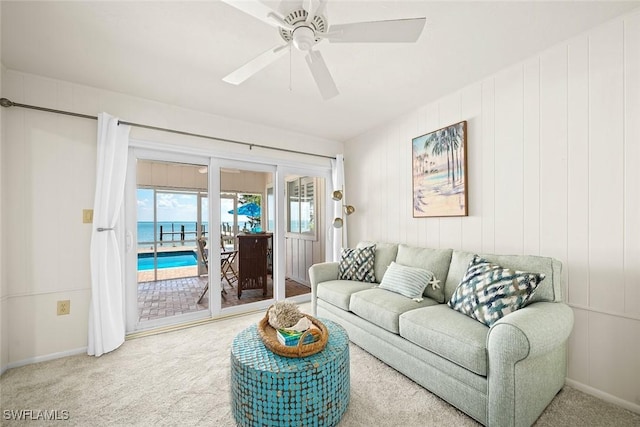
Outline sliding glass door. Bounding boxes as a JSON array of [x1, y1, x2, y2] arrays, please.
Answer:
[[216, 161, 277, 315], [124, 149, 333, 334], [125, 153, 211, 332]]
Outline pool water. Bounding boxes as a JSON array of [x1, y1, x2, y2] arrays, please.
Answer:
[[137, 251, 198, 271]]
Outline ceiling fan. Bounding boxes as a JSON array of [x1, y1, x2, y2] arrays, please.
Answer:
[[221, 0, 426, 100]]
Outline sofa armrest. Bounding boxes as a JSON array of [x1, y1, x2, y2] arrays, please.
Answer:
[[487, 302, 574, 360], [309, 262, 339, 316], [486, 302, 574, 427]]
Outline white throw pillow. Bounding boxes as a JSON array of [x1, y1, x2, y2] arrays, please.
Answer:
[[379, 262, 434, 299]]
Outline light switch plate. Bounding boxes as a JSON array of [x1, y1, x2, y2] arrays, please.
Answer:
[[57, 300, 70, 315], [83, 209, 93, 223]]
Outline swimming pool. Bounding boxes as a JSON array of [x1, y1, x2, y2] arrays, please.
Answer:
[[137, 250, 198, 271]]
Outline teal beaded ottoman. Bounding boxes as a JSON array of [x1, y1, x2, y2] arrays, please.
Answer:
[[231, 319, 350, 426]]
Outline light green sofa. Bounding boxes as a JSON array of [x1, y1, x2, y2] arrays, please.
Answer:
[[309, 242, 574, 427]]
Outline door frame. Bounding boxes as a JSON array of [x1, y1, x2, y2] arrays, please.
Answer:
[[278, 166, 334, 304]]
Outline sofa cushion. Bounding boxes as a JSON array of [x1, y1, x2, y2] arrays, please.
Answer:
[[357, 241, 399, 283], [349, 288, 438, 334], [379, 262, 434, 300], [316, 280, 374, 311], [395, 245, 453, 303], [338, 246, 376, 283], [445, 250, 562, 304], [448, 255, 545, 327], [399, 305, 489, 376]]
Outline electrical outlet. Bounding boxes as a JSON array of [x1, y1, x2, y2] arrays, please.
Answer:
[[83, 209, 93, 224], [57, 300, 70, 316]]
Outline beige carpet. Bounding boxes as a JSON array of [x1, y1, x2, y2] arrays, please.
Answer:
[[1, 306, 638, 426]]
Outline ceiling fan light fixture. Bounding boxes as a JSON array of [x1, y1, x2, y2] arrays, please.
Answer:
[[292, 26, 316, 51]]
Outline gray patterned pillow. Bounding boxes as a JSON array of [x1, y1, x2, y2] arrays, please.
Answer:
[[448, 255, 545, 327], [339, 246, 376, 283]]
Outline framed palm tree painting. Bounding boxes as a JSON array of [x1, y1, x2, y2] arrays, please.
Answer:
[[412, 120, 468, 217]]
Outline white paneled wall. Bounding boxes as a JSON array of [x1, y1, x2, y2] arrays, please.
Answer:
[[345, 11, 640, 411], [1, 73, 96, 365], [626, 12, 640, 317], [0, 57, 7, 372], [589, 21, 625, 314]]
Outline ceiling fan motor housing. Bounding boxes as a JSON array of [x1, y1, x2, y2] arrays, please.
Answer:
[[279, 8, 327, 49]]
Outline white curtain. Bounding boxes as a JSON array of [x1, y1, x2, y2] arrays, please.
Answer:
[[330, 154, 346, 262], [88, 113, 131, 357]]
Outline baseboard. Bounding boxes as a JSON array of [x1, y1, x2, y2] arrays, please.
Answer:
[[566, 379, 640, 415], [287, 276, 311, 287], [3, 347, 87, 373]]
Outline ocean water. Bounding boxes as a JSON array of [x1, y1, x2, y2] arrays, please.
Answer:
[[137, 220, 311, 248]]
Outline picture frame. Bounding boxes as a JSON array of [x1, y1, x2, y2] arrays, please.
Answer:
[[412, 120, 468, 217]]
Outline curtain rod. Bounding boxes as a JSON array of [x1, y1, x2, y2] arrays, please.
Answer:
[[0, 97, 336, 160]]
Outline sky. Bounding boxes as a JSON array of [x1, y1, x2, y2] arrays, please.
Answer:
[[137, 189, 240, 224]]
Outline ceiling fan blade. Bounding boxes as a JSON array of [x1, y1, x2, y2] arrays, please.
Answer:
[[223, 44, 289, 85], [325, 17, 426, 43], [219, 0, 282, 28], [305, 50, 339, 100], [303, 0, 326, 24]]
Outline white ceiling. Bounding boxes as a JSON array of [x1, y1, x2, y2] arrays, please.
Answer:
[[2, 1, 639, 142]]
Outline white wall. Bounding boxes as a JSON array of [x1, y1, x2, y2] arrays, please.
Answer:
[[0, 2, 7, 373], [0, 69, 342, 369], [345, 10, 640, 412]]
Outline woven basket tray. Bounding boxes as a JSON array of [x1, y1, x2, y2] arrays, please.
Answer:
[[258, 312, 329, 358]]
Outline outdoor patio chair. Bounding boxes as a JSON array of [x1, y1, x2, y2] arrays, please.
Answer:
[[196, 237, 227, 304], [220, 235, 239, 286], [197, 237, 240, 304], [221, 248, 239, 288]]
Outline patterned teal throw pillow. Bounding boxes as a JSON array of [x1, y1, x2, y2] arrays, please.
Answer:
[[448, 255, 545, 327], [339, 246, 376, 283]]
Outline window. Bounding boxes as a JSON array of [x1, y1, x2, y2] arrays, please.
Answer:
[[221, 191, 263, 236], [287, 177, 316, 237], [266, 185, 275, 232]]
